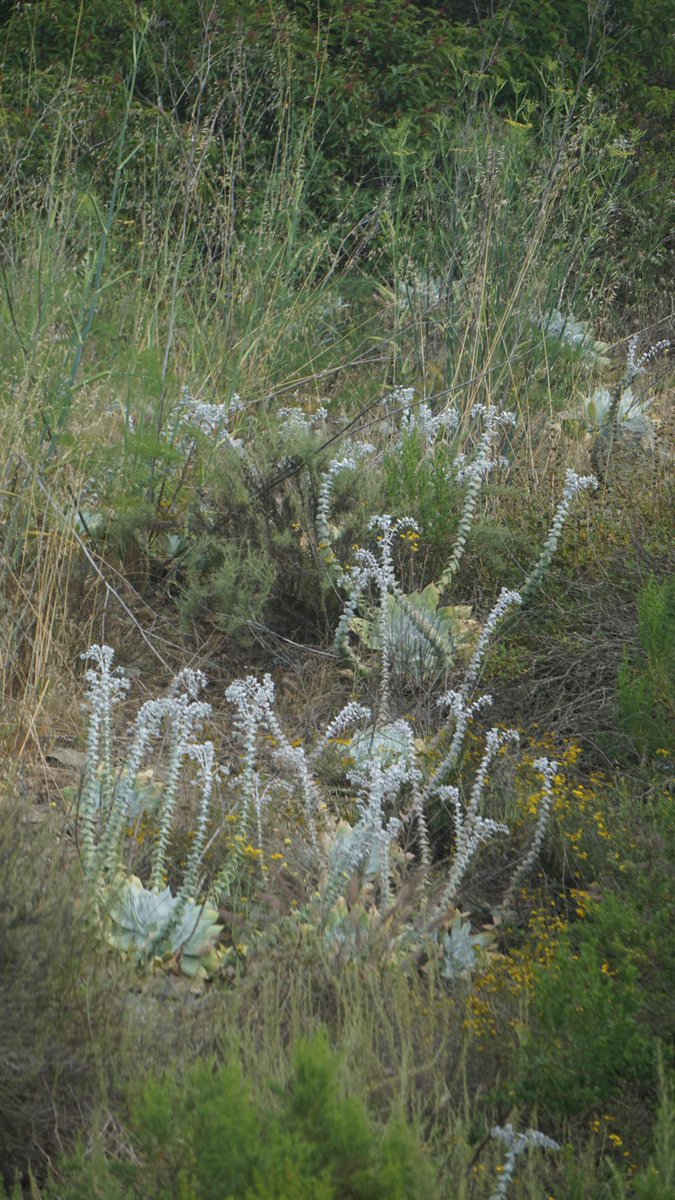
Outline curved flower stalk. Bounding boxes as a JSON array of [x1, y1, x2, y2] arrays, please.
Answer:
[[430, 798, 509, 926], [223, 674, 274, 846], [149, 691, 212, 892], [151, 738, 220, 953], [308, 701, 372, 767], [90, 694, 166, 885], [335, 570, 370, 667], [88, 680, 211, 892], [370, 515, 417, 719], [420, 691, 494, 808], [324, 722, 416, 911], [490, 1124, 560, 1200], [427, 727, 518, 925], [80, 645, 130, 872], [498, 756, 558, 916], [440, 404, 516, 589], [316, 443, 374, 568], [396, 392, 459, 449], [383, 384, 415, 414], [460, 588, 522, 698], [337, 514, 419, 719], [77, 648, 225, 976], [221, 673, 324, 892], [178, 741, 218, 904], [520, 470, 597, 604], [277, 405, 327, 432], [175, 384, 245, 452], [623, 335, 670, 389], [597, 334, 672, 444]]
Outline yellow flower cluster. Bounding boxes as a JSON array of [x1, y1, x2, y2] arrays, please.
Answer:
[[400, 529, 421, 552], [464, 887, 570, 1043]]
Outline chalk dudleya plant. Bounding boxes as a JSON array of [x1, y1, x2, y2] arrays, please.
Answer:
[[302, 463, 596, 954], [541, 307, 610, 366], [75, 443, 595, 976]]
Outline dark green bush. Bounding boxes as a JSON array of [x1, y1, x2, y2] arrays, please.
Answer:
[[516, 896, 651, 1118], [45, 1034, 437, 1199], [618, 576, 675, 758]]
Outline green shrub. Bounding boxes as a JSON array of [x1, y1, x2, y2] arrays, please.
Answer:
[[383, 431, 461, 579], [516, 897, 651, 1118], [618, 576, 675, 758], [46, 1035, 437, 1199]]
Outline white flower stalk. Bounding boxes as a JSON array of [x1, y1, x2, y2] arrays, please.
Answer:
[[441, 405, 516, 588], [625, 335, 670, 386], [80, 658, 212, 892], [334, 575, 368, 665], [316, 444, 373, 564], [500, 757, 558, 914], [80, 645, 130, 871], [258, 702, 322, 850], [428, 726, 517, 922], [277, 405, 327, 432], [372, 516, 403, 720], [336, 515, 417, 715], [397, 399, 459, 449], [326, 727, 415, 909], [461, 589, 522, 698], [149, 690, 211, 892], [271, 741, 322, 848], [346, 718, 417, 790], [225, 674, 323, 852], [309, 701, 372, 766], [520, 470, 597, 603], [421, 692, 494, 807], [179, 741, 217, 903], [173, 385, 245, 453], [465, 728, 519, 826], [370, 515, 419, 719], [604, 335, 672, 432], [224, 674, 276, 847], [383, 385, 416, 410], [409, 785, 432, 869], [169, 666, 208, 699], [154, 739, 220, 950], [490, 1124, 560, 1200], [432, 804, 509, 922], [91, 696, 165, 883]]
